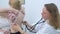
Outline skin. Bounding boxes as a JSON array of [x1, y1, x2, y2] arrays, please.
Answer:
[[41, 7, 51, 20]]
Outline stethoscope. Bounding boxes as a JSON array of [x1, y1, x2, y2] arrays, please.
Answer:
[[25, 18, 46, 33]]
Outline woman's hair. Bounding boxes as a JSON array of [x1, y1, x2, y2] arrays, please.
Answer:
[[9, 0, 21, 10], [45, 3, 60, 29]]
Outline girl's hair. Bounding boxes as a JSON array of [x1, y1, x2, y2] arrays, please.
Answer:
[[9, 0, 21, 10], [45, 3, 60, 29]]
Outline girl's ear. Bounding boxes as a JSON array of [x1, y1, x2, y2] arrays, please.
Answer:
[[9, 0, 11, 5]]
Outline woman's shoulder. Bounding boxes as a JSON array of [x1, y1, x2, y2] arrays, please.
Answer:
[[36, 23, 59, 34]]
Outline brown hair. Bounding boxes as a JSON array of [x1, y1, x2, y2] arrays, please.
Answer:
[[45, 3, 59, 29], [9, 0, 21, 10]]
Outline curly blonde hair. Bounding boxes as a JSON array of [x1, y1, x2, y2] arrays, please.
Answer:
[[9, 0, 21, 10]]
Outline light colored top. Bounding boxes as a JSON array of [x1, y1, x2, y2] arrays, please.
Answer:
[[36, 20, 60, 34], [33, 23, 45, 32], [0, 16, 10, 31], [31, 19, 45, 32]]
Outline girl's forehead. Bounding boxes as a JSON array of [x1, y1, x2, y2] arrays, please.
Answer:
[[10, 0, 18, 2]]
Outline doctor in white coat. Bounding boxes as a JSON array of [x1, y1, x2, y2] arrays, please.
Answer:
[[23, 3, 60, 34], [36, 3, 60, 34]]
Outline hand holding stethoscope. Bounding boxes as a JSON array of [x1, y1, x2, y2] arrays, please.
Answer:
[[23, 18, 46, 33]]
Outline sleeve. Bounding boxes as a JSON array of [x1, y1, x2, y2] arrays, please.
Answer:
[[36, 25, 58, 34], [36, 26, 48, 34], [31, 23, 44, 33]]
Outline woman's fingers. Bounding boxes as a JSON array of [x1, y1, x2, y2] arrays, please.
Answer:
[[8, 11, 16, 22], [4, 31, 10, 34], [23, 21, 28, 25]]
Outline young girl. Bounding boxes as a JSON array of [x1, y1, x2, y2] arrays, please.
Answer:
[[0, 0, 27, 34], [9, 0, 27, 34]]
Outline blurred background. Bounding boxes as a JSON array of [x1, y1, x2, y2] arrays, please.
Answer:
[[0, 0, 60, 34]]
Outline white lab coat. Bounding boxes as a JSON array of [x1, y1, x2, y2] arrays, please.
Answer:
[[32, 23, 45, 32], [36, 20, 60, 34], [32, 19, 45, 32]]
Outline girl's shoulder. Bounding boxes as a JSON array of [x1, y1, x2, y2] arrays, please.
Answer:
[[20, 7, 25, 15]]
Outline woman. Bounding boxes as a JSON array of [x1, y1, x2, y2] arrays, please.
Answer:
[[23, 3, 60, 34], [36, 3, 60, 34]]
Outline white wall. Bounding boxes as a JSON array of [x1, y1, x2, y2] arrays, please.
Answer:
[[0, 0, 9, 8], [0, 0, 60, 25], [0, 0, 60, 34]]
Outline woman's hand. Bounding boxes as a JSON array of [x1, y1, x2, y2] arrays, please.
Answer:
[[4, 31, 10, 34], [0, 29, 5, 32], [23, 21, 29, 26], [8, 11, 16, 22], [23, 21, 34, 29], [0, 30, 10, 34]]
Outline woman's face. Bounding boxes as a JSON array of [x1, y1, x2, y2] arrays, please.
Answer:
[[41, 7, 51, 20]]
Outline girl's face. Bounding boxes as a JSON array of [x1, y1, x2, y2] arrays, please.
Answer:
[[41, 7, 51, 20]]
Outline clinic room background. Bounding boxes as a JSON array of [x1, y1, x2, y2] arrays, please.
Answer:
[[0, 0, 60, 34]]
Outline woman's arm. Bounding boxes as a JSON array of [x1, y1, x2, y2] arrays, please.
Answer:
[[0, 8, 8, 13], [0, 29, 10, 34], [0, 29, 5, 32], [0, 8, 18, 15]]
